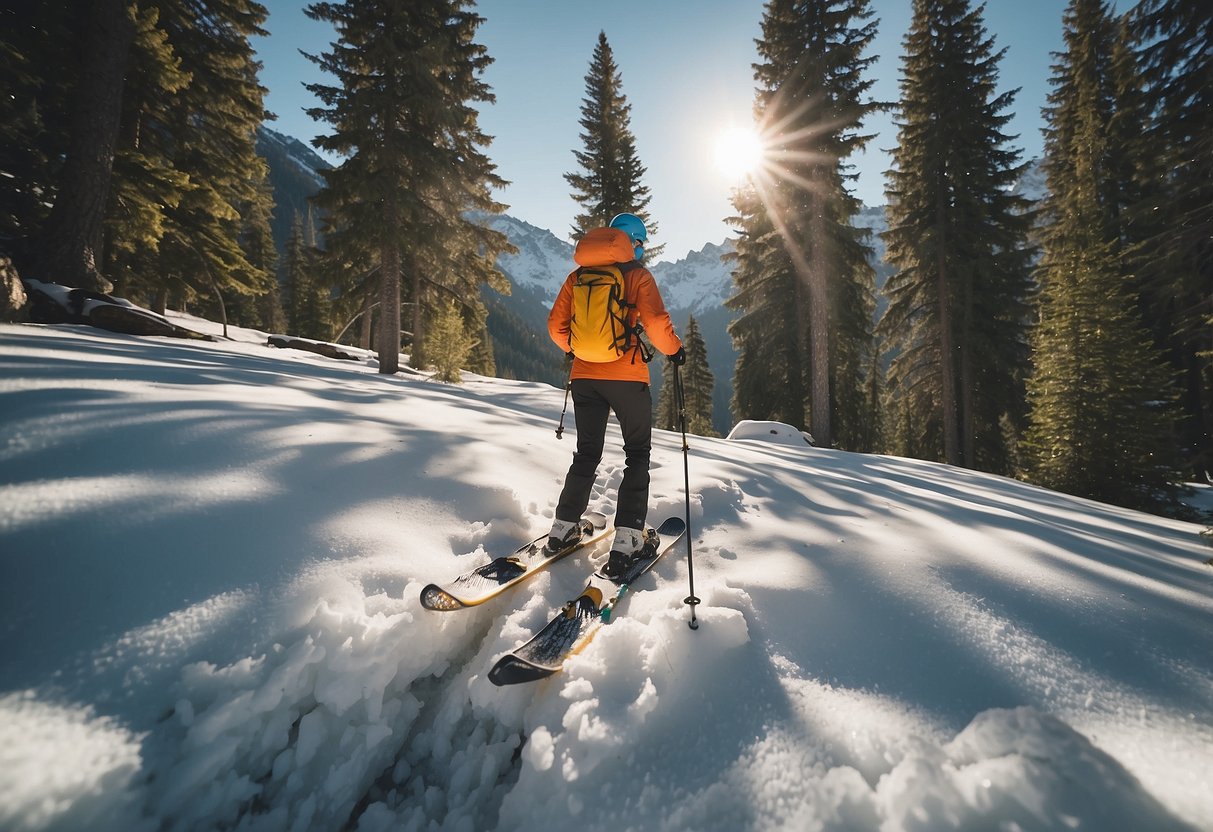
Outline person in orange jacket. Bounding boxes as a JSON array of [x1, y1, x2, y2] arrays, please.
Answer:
[[545, 212, 684, 578]]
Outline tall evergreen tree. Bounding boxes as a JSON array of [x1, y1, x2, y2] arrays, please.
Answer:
[[655, 315, 716, 436], [0, 1, 79, 247], [1, 0, 274, 317], [305, 0, 511, 375], [430, 299, 472, 383], [284, 212, 328, 340], [681, 315, 718, 437], [239, 175, 282, 331], [1023, 0, 1182, 511], [656, 357, 678, 433], [564, 31, 661, 257], [727, 0, 881, 449], [878, 0, 1035, 473], [98, 0, 275, 320], [104, 2, 191, 308], [22, 0, 136, 291], [155, 0, 275, 319], [1128, 0, 1212, 477]]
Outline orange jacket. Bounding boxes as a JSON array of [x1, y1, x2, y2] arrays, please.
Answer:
[[548, 264, 682, 383]]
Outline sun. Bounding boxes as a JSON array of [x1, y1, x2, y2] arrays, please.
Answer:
[[713, 125, 766, 180]]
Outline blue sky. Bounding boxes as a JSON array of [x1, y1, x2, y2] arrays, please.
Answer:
[[254, 0, 1080, 261]]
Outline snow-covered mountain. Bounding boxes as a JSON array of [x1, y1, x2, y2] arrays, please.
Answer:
[[649, 241, 735, 314], [257, 127, 331, 190], [478, 212, 735, 313], [1015, 157, 1049, 204], [478, 214, 574, 296]]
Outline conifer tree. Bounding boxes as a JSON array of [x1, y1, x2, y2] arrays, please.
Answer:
[[727, 0, 881, 449], [430, 299, 473, 383], [306, 0, 511, 375], [565, 32, 661, 257], [1, 0, 275, 316], [284, 213, 328, 340], [464, 306, 496, 377], [878, 0, 1034, 473], [104, 2, 192, 307], [240, 177, 282, 331], [157, 0, 275, 319], [23, 0, 136, 292], [656, 358, 678, 433], [100, 0, 275, 318], [681, 315, 718, 437], [0, 1, 79, 247], [655, 316, 717, 436], [1128, 0, 1212, 477], [1023, 0, 1182, 511]]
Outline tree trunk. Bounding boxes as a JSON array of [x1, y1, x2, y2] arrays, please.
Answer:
[[807, 212, 831, 448], [959, 269, 975, 467], [29, 0, 134, 291], [937, 247, 960, 466], [360, 290, 374, 351], [378, 244, 401, 374], [210, 276, 229, 340], [412, 263, 424, 369]]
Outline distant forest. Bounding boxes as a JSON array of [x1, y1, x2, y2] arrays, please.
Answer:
[[1, 0, 1207, 516]]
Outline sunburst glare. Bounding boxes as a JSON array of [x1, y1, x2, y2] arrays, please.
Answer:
[[713, 125, 766, 180]]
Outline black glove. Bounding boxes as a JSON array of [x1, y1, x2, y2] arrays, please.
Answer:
[[668, 347, 686, 366]]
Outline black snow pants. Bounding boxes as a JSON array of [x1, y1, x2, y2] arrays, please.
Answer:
[[555, 378, 652, 532]]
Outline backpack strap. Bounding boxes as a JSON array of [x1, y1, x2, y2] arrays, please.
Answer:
[[619, 265, 654, 364]]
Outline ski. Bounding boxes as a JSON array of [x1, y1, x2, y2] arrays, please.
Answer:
[[420, 512, 611, 611], [487, 516, 687, 686]]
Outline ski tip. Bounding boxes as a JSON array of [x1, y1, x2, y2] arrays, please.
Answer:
[[488, 655, 556, 687], [420, 584, 466, 611]]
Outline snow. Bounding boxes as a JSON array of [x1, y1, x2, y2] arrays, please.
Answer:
[[726, 419, 816, 447], [1, 316, 1211, 832]]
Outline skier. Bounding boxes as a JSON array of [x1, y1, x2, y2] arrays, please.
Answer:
[[545, 212, 685, 578]]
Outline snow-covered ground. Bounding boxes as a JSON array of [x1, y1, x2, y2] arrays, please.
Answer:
[[1, 317, 1210, 832]]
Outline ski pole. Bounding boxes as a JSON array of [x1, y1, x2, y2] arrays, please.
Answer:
[[674, 364, 700, 630], [555, 354, 573, 439]]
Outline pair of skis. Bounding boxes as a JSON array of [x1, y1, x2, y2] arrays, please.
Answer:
[[420, 513, 687, 686]]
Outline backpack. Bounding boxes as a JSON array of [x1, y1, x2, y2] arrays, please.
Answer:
[[568, 227, 648, 363]]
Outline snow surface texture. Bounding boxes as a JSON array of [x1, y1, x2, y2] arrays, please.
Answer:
[[1, 319, 1211, 832]]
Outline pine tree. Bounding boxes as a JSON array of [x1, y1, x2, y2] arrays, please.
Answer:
[[655, 316, 717, 437], [1023, 0, 1182, 511], [22, 0, 136, 291], [564, 32, 661, 257], [284, 213, 328, 340], [306, 0, 511, 375], [430, 299, 472, 383], [682, 315, 718, 437], [240, 176, 282, 331], [104, 2, 192, 307], [656, 358, 678, 432], [1, 0, 275, 316], [99, 0, 275, 319], [1128, 0, 1212, 477], [0, 1, 79, 247], [727, 0, 881, 449], [160, 0, 275, 319], [878, 0, 1035, 473]]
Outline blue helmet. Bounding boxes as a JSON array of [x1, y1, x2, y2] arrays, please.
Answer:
[[609, 213, 647, 259]]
